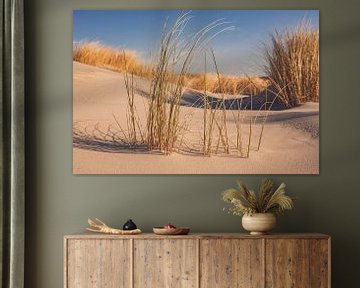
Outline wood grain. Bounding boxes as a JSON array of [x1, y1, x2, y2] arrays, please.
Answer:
[[66, 239, 131, 288], [200, 239, 264, 288], [310, 239, 330, 288], [265, 239, 310, 288], [65, 233, 330, 240], [64, 234, 330, 288], [133, 239, 198, 288]]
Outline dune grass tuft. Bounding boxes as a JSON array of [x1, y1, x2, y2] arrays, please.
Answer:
[[73, 42, 152, 77], [187, 73, 269, 95], [146, 13, 233, 153], [264, 21, 319, 107]]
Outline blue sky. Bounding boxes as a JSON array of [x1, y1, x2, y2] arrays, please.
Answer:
[[73, 10, 319, 75]]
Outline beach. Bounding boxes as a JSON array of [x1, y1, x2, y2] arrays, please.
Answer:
[[73, 62, 319, 174]]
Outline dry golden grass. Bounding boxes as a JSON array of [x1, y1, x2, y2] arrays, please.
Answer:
[[198, 50, 274, 158], [187, 73, 269, 95], [146, 13, 233, 153], [73, 42, 269, 96], [113, 52, 146, 147], [264, 21, 319, 107], [73, 42, 152, 77]]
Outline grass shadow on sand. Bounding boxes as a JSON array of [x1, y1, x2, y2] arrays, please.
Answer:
[[135, 87, 288, 111], [73, 124, 153, 154], [73, 122, 261, 157], [73, 128, 261, 158]]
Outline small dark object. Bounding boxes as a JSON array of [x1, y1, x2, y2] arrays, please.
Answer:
[[123, 219, 137, 230]]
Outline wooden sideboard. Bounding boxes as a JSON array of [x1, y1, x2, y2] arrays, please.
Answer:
[[64, 233, 330, 288]]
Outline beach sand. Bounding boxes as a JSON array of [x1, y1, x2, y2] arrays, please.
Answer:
[[73, 62, 319, 174]]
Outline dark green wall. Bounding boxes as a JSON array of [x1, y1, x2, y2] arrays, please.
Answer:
[[24, 0, 360, 287]]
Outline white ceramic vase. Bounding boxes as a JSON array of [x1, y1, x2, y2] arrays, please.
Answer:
[[242, 213, 276, 235]]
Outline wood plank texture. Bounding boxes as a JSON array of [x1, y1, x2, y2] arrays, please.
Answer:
[[200, 239, 264, 288], [133, 239, 198, 288], [265, 239, 310, 288], [66, 239, 131, 288], [310, 239, 330, 288], [64, 234, 330, 288], [65, 233, 330, 240]]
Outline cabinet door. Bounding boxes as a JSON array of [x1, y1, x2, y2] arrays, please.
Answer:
[[66, 239, 131, 288], [266, 239, 315, 288], [200, 239, 264, 288], [134, 239, 198, 288], [309, 239, 330, 288]]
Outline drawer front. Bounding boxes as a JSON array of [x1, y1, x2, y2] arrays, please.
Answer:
[[133, 239, 198, 288], [200, 239, 264, 288], [66, 239, 131, 288]]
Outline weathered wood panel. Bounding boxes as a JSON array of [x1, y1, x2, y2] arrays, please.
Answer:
[[64, 234, 330, 288], [133, 239, 198, 288], [310, 239, 330, 288], [265, 239, 310, 287], [66, 239, 131, 288], [200, 239, 264, 288], [65, 233, 330, 240]]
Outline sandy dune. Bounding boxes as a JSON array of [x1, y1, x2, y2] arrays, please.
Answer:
[[73, 62, 319, 174]]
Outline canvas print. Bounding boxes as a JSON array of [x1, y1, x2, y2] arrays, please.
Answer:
[[73, 10, 319, 174]]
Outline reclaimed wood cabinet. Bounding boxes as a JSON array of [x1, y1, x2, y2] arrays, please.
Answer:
[[64, 233, 330, 288]]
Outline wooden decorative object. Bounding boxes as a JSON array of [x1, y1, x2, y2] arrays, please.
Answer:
[[86, 218, 142, 235], [152, 227, 190, 235], [64, 233, 331, 288]]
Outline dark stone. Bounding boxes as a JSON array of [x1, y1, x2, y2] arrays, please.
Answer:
[[123, 219, 137, 230]]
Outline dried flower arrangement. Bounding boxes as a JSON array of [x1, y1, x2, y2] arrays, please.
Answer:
[[222, 179, 294, 216]]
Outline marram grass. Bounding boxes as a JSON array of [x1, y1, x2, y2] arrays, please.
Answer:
[[264, 21, 319, 107]]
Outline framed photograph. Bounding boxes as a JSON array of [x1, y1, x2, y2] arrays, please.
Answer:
[[72, 10, 319, 174]]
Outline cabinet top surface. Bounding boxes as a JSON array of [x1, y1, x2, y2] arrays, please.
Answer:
[[64, 232, 330, 240]]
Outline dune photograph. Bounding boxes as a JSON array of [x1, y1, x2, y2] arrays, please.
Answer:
[[73, 10, 319, 174]]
